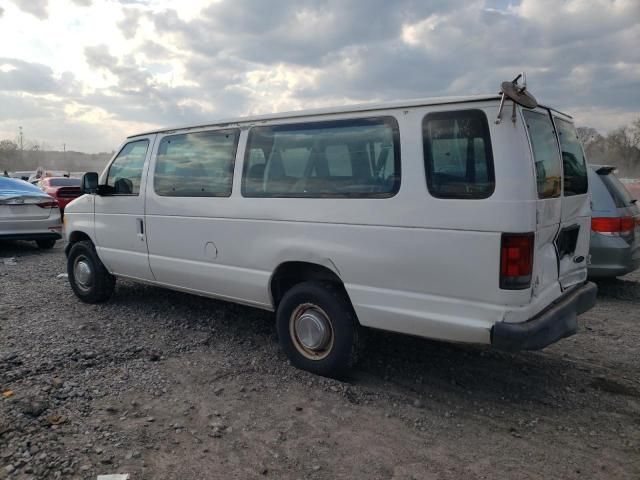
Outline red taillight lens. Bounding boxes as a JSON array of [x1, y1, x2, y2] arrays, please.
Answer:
[[37, 201, 59, 208], [591, 217, 633, 235], [620, 217, 635, 232], [500, 233, 534, 290]]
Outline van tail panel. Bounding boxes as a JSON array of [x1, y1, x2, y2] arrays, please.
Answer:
[[556, 215, 590, 289]]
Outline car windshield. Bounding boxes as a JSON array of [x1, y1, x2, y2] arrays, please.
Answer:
[[48, 178, 81, 187]]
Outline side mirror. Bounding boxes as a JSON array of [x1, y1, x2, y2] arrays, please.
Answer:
[[81, 172, 99, 194]]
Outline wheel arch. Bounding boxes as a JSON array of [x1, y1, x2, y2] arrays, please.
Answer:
[[64, 230, 93, 257], [269, 260, 353, 311]]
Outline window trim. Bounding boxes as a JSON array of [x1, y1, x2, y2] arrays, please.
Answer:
[[153, 128, 241, 198], [104, 139, 150, 197], [241, 116, 401, 199], [422, 109, 496, 200]]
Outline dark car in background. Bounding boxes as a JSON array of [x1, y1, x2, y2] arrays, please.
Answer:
[[588, 165, 640, 278]]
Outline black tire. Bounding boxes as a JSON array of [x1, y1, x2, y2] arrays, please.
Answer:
[[276, 281, 360, 378], [67, 240, 115, 303], [36, 238, 56, 249]]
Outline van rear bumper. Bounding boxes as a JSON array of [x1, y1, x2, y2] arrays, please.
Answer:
[[491, 281, 597, 351]]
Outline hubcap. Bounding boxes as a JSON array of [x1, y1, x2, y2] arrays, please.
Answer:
[[290, 304, 334, 360], [74, 257, 92, 290]]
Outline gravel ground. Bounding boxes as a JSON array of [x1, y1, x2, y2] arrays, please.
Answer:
[[1, 240, 639, 480]]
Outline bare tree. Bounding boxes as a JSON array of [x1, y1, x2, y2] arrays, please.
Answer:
[[0, 139, 18, 151], [579, 117, 640, 177]]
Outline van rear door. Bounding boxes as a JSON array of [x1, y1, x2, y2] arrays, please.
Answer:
[[553, 116, 591, 289], [522, 109, 590, 295], [522, 109, 562, 297]]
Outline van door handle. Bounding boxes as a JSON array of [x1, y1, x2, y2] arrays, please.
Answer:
[[137, 218, 144, 236]]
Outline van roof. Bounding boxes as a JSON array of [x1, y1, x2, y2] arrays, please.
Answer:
[[128, 94, 572, 138]]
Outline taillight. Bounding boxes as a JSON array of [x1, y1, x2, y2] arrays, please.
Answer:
[[500, 233, 534, 290], [37, 201, 59, 208], [591, 217, 633, 236]]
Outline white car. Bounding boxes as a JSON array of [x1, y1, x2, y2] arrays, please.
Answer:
[[0, 177, 62, 248], [63, 78, 597, 377]]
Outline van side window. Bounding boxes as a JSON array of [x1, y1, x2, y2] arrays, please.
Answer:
[[422, 109, 495, 199], [241, 117, 400, 198], [106, 140, 149, 195], [154, 129, 240, 197], [555, 118, 588, 196], [522, 110, 562, 199]]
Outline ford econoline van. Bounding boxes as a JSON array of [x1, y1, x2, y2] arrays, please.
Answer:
[[63, 79, 597, 376]]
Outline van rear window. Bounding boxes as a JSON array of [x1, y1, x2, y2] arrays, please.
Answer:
[[522, 110, 562, 199], [555, 118, 588, 196], [242, 117, 400, 198], [422, 110, 495, 199]]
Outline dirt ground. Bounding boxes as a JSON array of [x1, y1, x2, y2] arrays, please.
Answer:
[[1, 241, 639, 480]]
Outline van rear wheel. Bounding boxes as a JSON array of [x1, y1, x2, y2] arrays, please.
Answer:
[[276, 281, 360, 378], [67, 240, 115, 303]]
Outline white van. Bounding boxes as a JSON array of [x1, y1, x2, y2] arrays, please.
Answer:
[[63, 79, 597, 376]]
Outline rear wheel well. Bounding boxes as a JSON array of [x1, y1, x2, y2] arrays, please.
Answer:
[[270, 262, 351, 309]]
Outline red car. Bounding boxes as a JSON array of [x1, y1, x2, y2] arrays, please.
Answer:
[[38, 177, 82, 213]]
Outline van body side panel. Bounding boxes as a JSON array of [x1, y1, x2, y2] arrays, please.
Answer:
[[140, 105, 544, 345]]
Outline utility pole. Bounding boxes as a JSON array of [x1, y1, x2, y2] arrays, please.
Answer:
[[18, 126, 24, 166]]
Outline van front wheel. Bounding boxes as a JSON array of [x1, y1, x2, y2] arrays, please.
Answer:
[[276, 281, 359, 378], [67, 240, 115, 303]]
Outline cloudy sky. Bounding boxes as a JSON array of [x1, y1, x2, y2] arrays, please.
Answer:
[[0, 0, 638, 153]]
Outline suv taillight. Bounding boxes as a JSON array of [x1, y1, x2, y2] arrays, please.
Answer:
[[591, 217, 634, 236], [500, 233, 534, 290]]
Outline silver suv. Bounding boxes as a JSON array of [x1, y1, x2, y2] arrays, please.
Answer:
[[588, 165, 640, 278]]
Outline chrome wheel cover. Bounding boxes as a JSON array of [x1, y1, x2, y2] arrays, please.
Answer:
[[73, 255, 93, 292], [289, 303, 334, 360]]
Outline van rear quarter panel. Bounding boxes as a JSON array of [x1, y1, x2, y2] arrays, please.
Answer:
[[144, 103, 539, 344]]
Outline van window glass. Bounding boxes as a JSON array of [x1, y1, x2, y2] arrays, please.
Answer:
[[422, 109, 495, 199], [154, 129, 239, 197], [555, 118, 588, 196], [522, 110, 561, 198], [326, 145, 353, 176], [242, 117, 400, 198], [106, 139, 149, 195]]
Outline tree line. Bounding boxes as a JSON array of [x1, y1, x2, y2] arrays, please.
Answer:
[[577, 117, 640, 178], [0, 140, 111, 174]]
